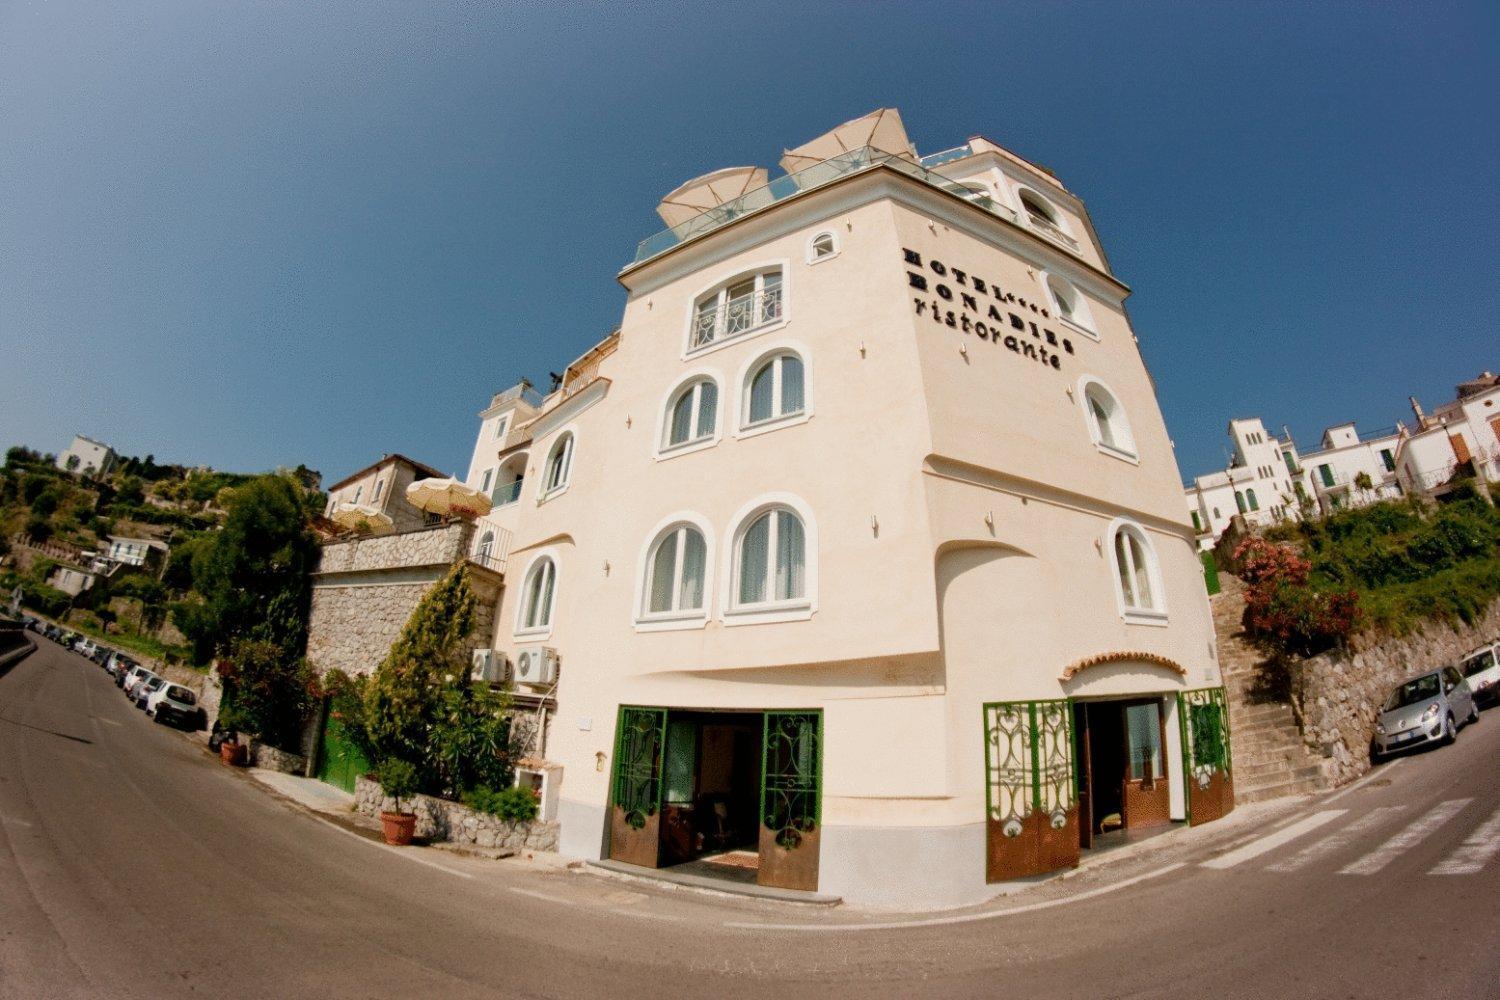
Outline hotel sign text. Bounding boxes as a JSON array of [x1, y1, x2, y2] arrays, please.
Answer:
[[903, 248, 1073, 371]]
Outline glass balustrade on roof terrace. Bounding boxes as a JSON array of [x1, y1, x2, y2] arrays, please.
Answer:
[[631, 146, 1015, 265]]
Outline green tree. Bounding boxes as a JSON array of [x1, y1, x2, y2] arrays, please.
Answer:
[[215, 638, 318, 748], [174, 474, 319, 663], [114, 474, 145, 506], [360, 564, 498, 792]]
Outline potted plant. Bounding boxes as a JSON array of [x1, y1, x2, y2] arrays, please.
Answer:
[[215, 703, 248, 766], [377, 758, 420, 846]]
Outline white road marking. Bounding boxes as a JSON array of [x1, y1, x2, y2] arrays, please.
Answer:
[[1200, 810, 1346, 870], [1265, 806, 1407, 872], [509, 887, 572, 904], [610, 907, 682, 921], [1429, 804, 1500, 876], [724, 862, 1186, 932], [307, 814, 474, 879], [1339, 798, 1472, 875]]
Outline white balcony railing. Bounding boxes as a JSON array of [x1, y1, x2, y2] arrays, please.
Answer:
[[691, 286, 782, 349], [1026, 213, 1079, 250]]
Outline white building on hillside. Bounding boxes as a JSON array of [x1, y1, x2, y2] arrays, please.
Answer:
[[1397, 372, 1500, 499], [1297, 422, 1403, 514], [1186, 370, 1498, 548], [435, 109, 1231, 908], [1183, 417, 1304, 546], [55, 435, 118, 478]]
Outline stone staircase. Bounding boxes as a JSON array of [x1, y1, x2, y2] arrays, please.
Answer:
[[1213, 575, 1335, 804]]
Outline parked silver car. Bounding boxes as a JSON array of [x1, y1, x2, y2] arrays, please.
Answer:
[[1373, 666, 1478, 759]]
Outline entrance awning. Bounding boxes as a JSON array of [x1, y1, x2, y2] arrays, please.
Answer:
[[1059, 651, 1188, 683]]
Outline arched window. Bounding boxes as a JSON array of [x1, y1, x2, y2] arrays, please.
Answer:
[[1234, 492, 1247, 514], [517, 556, 557, 633], [1046, 275, 1094, 333], [1110, 522, 1165, 619], [745, 353, 805, 428], [542, 433, 574, 496], [475, 530, 495, 562], [1246, 488, 1259, 511], [1079, 378, 1136, 459], [1020, 190, 1057, 225], [808, 232, 837, 262], [493, 453, 527, 506], [691, 268, 784, 350], [644, 524, 708, 616], [735, 507, 806, 607], [665, 379, 718, 449]]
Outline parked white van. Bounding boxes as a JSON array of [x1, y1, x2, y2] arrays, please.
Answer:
[[1459, 640, 1500, 706]]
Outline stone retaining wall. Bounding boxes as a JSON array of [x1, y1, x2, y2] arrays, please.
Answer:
[[252, 742, 308, 774], [317, 522, 472, 575], [1293, 599, 1500, 785], [306, 521, 501, 679], [353, 775, 559, 853]]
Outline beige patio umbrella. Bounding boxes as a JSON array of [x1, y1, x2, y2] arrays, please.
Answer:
[[404, 476, 491, 519], [328, 502, 394, 535], [655, 165, 769, 227], [778, 108, 916, 174]]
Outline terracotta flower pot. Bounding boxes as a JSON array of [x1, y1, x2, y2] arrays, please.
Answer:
[[220, 741, 247, 766], [381, 811, 417, 846]]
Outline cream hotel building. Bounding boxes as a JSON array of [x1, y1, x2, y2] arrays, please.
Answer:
[[457, 110, 1232, 907]]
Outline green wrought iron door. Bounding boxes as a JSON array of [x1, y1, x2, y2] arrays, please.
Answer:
[[608, 706, 668, 868], [316, 707, 370, 793], [983, 698, 1078, 880], [758, 710, 822, 891], [1178, 687, 1233, 825]]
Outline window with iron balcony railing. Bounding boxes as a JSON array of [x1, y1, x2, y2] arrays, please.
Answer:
[[691, 271, 783, 350], [491, 478, 524, 507]]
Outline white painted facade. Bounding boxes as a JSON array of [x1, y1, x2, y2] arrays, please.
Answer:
[[107, 536, 168, 568], [55, 435, 117, 478], [440, 114, 1226, 907], [1396, 375, 1500, 498], [1186, 371, 1498, 548]]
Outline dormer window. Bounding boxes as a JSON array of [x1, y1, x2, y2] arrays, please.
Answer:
[[691, 268, 784, 351]]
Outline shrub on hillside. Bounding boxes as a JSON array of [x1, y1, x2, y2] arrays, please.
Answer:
[[1236, 537, 1361, 658]]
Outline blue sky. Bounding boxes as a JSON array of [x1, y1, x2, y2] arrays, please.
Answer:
[[2, 1, 1496, 485]]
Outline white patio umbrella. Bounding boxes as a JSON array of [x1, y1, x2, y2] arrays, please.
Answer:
[[328, 502, 394, 535], [778, 108, 915, 174], [655, 165, 769, 227], [404, 476, 491, 519]]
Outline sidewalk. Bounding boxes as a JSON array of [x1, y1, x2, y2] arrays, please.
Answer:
[[238, 760, 1331, 917], [248, 769, 358, 819]]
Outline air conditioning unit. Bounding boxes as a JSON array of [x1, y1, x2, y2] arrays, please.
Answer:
[[513, 644, 559, 685], [472, 648, 509, 684]]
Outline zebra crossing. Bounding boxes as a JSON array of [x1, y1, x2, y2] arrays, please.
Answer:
[[1202, 798, 1500, 876]]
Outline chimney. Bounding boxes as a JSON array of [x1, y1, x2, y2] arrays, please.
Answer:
[[1409, 396, 1427, 429]]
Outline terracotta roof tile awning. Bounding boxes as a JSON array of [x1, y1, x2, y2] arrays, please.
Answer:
[[1059, 651, 1188, 683]]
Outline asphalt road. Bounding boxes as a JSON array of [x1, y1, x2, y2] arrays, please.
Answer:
[[3, 638, 1497, 999]]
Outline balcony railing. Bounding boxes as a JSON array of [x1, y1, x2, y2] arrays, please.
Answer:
[[691, 286, 783, 349], [1026, 212, 1080, 251], [918, 144, 973, 168], [491, 479, 524, 507], [468, 525, 513, 575], [633, 146, 1019, 264]]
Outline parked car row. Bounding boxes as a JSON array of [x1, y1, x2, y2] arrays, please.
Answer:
[[24, 616, 207, 731], [1371, 639, 1498, 761]]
